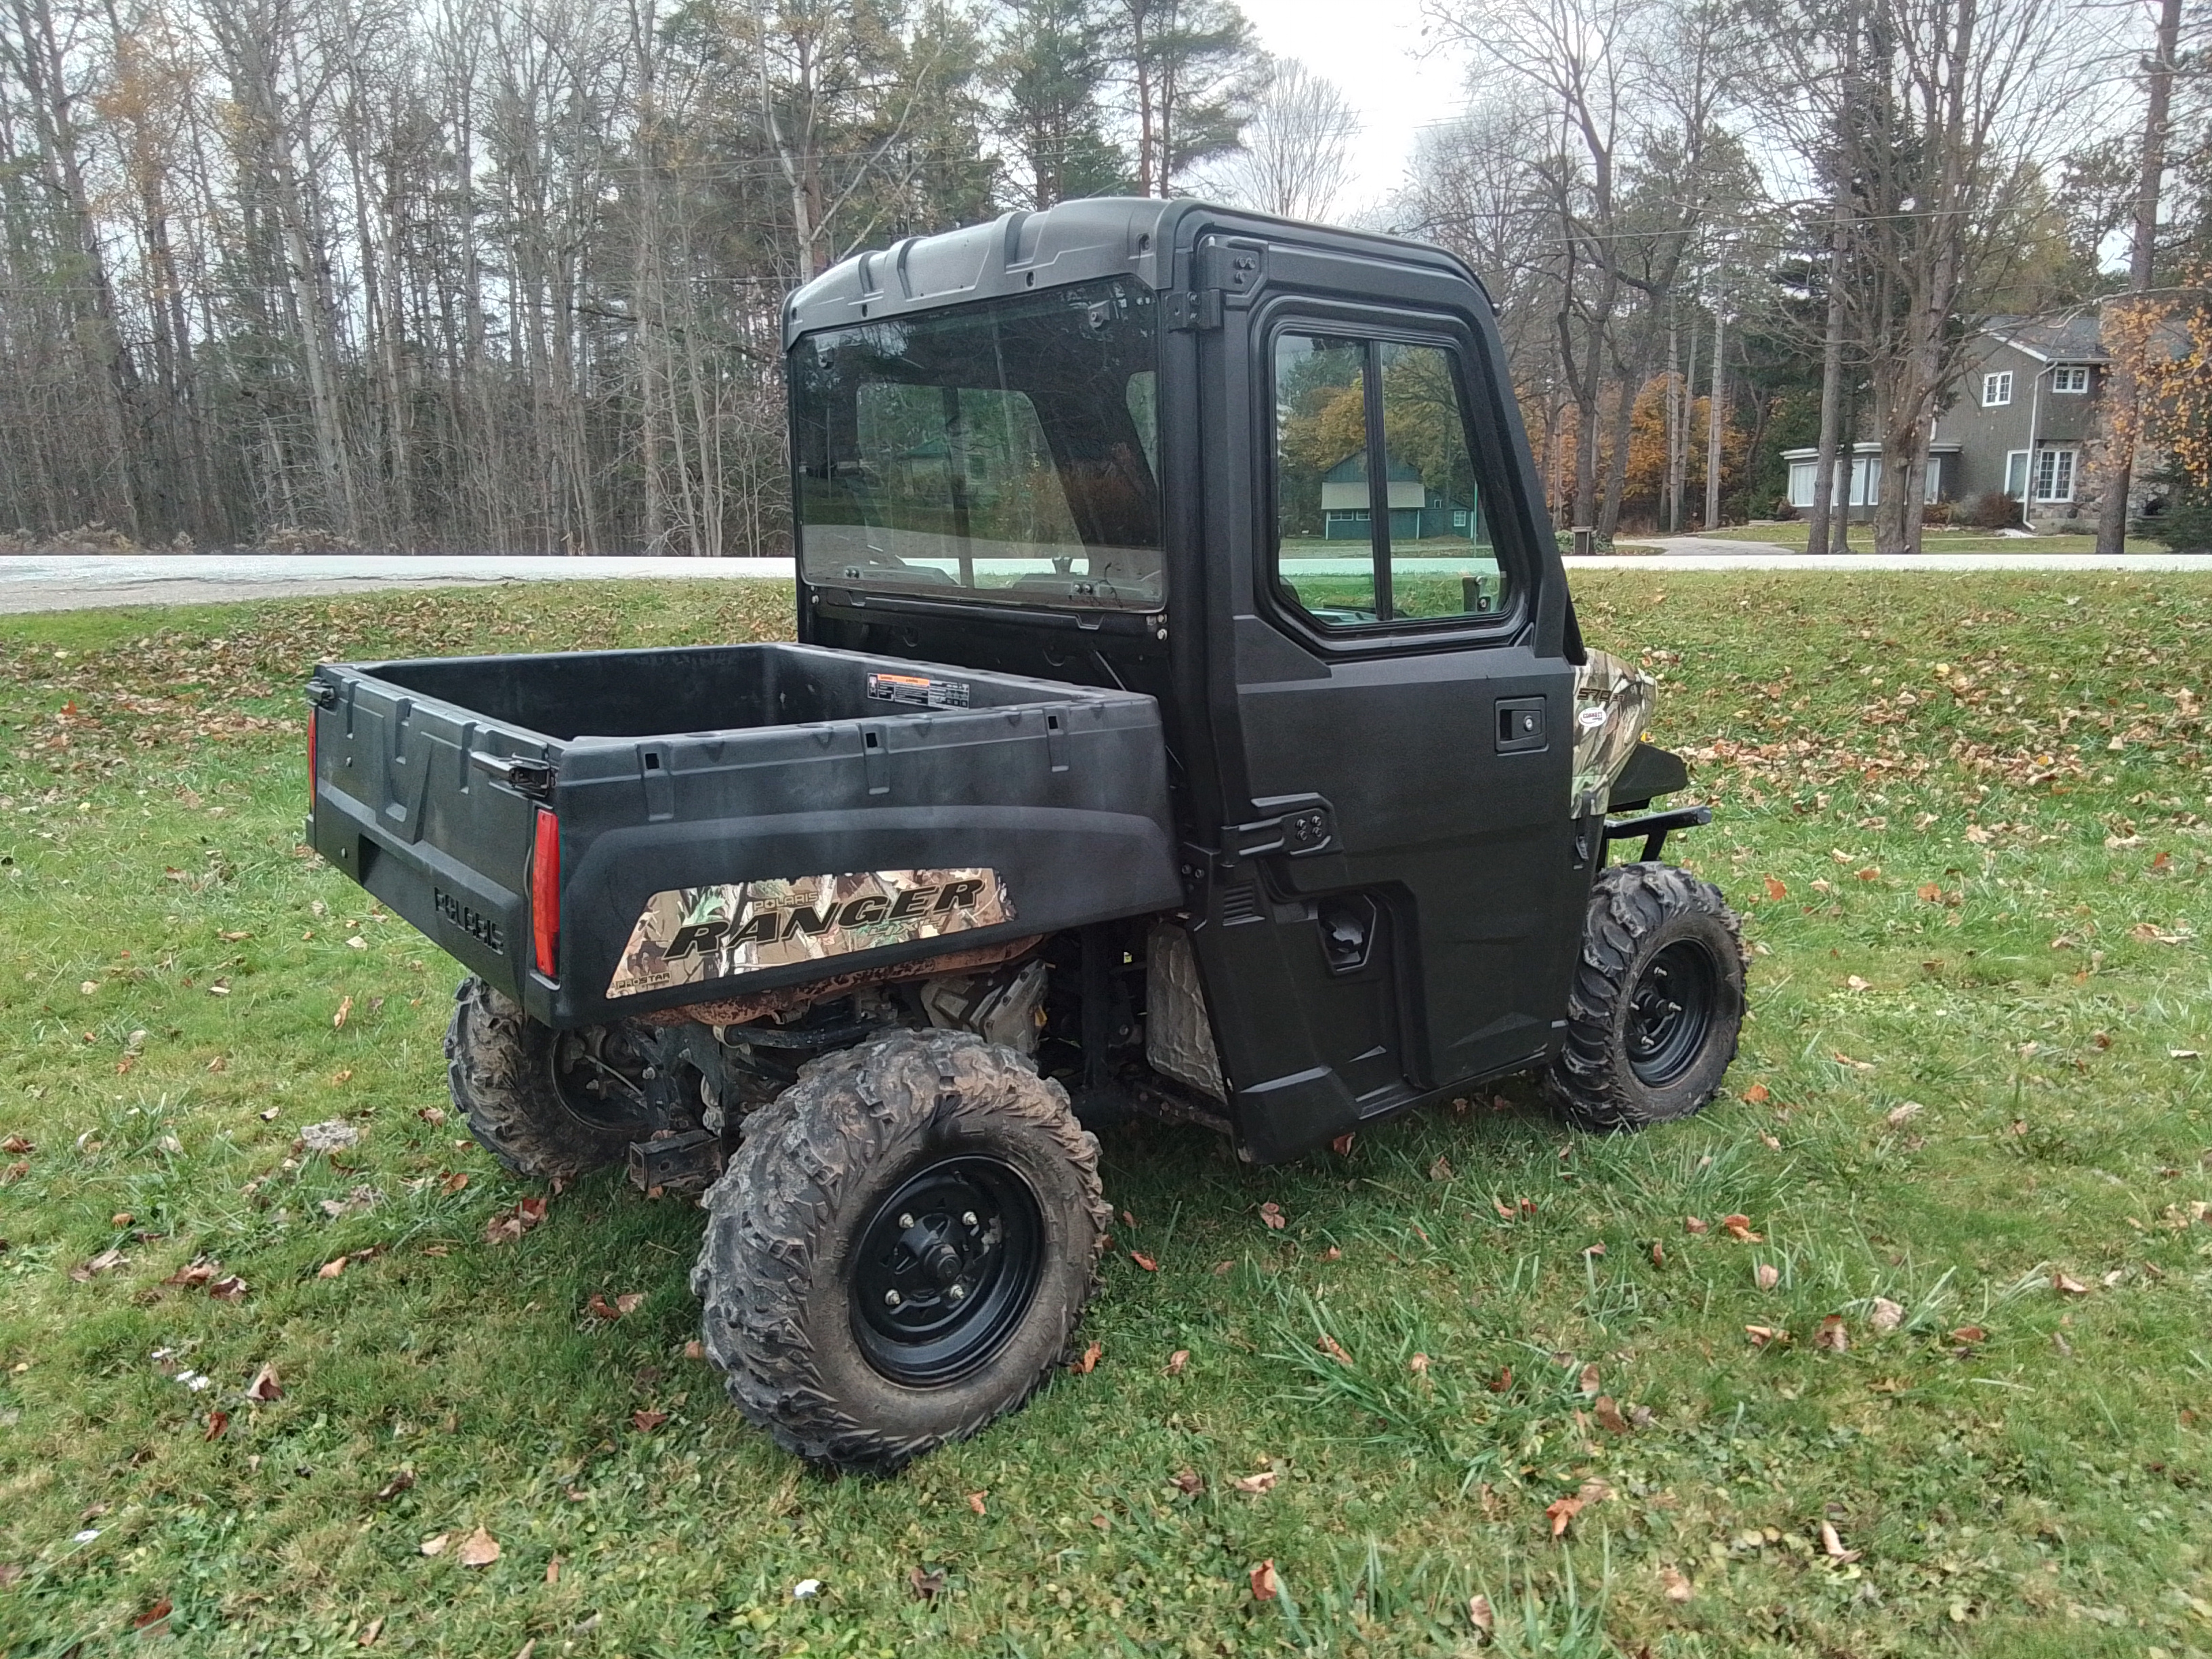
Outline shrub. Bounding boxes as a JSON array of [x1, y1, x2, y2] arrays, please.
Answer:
[[1961, 490, 2022, 531]]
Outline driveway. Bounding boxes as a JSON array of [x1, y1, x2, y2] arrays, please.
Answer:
[[0, 546, 2204, 613]]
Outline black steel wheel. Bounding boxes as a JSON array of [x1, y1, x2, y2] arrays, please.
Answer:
[[447, 977, 655, 1181], [692, 1029, 1109, 1473], [850, 1156, 1044, 1386], [1544, 863, 1745, 1132]]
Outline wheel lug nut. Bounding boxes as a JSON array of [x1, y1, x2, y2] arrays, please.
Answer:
[[899, 1213, 914, 1229], [947, 1284, 964, 1301], [884, 1289, 902, 1307], [962, 1212, 978, 1227]]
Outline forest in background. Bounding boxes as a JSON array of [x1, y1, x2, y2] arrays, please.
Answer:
[[0, 0, 2205, 556]]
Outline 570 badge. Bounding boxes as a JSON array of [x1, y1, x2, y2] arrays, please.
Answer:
[[607, 867, 1014, 999]]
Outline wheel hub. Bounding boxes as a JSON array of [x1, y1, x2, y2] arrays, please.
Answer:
[[1624, 939, 1719, 1087], [851, 1156, 1044, 1387]]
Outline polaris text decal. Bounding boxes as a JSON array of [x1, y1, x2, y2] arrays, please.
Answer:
[[605, 868, 1013, 999]]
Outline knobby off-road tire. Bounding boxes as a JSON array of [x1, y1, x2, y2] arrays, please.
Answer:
[[691, 1028, 1110, 1473], [1545, 863, 1746, 1132], [445, 977, 653, 1181]]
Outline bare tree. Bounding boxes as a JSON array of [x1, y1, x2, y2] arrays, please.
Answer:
[[1195, 55, 1355, 222]]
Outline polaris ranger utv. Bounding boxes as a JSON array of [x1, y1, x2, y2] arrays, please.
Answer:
[[306, 198, 1743, 1472]]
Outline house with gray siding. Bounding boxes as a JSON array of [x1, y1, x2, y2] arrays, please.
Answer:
[[1781, 312, 2110, 527]]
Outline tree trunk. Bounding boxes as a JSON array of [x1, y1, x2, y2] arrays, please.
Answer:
[[1703, 301, 1725, 530]]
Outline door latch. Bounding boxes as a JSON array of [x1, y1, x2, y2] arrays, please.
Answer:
[[1495, 697, 1547, 753], [1223, 796, 1335, 863]]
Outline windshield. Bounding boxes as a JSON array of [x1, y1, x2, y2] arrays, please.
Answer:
[[792, 279, 1162, 610]]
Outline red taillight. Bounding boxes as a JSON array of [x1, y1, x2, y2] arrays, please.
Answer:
[[531, 807, 560, 979]]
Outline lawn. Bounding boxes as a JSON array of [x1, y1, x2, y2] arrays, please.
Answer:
[[2, 575, 2209, 1658], [1646, 526, 2181, 555]]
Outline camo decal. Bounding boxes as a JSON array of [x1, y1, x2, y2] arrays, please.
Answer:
[[605, 868, 1014, 999], [1570, 649, 1657, 818]]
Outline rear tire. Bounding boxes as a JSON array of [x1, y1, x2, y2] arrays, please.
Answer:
[[1545, 863, 1745, 1132], [691, 1028, 1109, 1473], [445, 977, 654, 1181]]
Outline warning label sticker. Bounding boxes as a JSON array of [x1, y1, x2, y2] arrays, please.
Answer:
[[865, 672, 970, 709]]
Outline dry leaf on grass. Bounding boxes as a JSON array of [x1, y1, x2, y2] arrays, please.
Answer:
[[1815, 1315, 1850, 1352], [1578, 1363, 1600, 1397], [1744, 1082, 1770, 1105], [358, 1615, 384, 1646], [245, 1362, 282, 1401], [1233, 1469, 1277, 1494], [1409, 1353, 1430, 1376], [2053, 1271, 2091, 1295], [632, 1409, 668, 1433], [484, 1197, 548, 1246], [1469, 1592, 1495, 1637], [1164, 1349, 1189, 1376], [966, 1491, 987, 1515], [683, 1340, 704, 1361], [1744, 1325, 1788, 1348], [1318, 1332, 1353, 1367], [332, 995, 354, 1029], [1885, 1101, 1924, 1128], [908, 1565, 945, 1601], [1488, 1366, 1513, 1393], [1249, 1560, 1278, 1601], [1684, 1216, 1708, 1235], [1660, 1566, 1694, 1603], [204, 1409, 228, 1441], [544, 1557, 561, 1586], [1869, 1296, 1904, 1332], [455, 1528, 500, 1568], [419, 1533, 449, 1557], [1755, 1263, 1780, 1290], [1820, 1521, 1862, 1562], [1258, 1202, 1286, 1231], [1330, 1132, 1355, 1156], [1069, 1340, 1102, 1374], [132, 1597, 173, 1631], [1170, 1468, 1204, 1496], [318, 1257, 346, 1279], [1130, 1251, 1159, 1271], [1763, 876, 1787, 901], [1594, 1395, 1631, 1434], [374, 1471, 414, 1502], [1721, 1214, 1763, 1242]]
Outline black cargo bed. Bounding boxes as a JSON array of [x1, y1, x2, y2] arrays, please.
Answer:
[[308, 642, 1182, 1027]]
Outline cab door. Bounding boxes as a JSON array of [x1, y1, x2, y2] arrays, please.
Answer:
[[1179, 232, 1588, 1163]]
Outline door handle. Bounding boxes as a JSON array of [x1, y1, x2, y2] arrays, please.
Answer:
[[1495, 697, 1547, 752]]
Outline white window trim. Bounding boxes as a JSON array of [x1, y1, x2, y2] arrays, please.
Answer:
[[2050, 365, 2089, 394], [2033, 447, 2077, 504], [2004, 449, 2029, 500], [1982, 370, 2013, 408]]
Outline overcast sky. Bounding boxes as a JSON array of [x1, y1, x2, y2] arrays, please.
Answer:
[[1240, 0, 1470, 220]]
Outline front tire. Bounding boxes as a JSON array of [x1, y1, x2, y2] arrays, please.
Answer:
[[691, 1029, 1109, 1473], [445, 977, 655, 1180], [1545, 863, 1746, 1132]]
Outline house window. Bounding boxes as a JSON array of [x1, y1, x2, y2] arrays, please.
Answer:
[[2033, 447, 2077, 503], [2051, 365, 2089, 394], [2005, 450, 2029, 499], [1981, 371, 2013, 407]]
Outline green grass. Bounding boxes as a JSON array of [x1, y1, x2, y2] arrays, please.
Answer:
[[1654, 525, 2179, 554], [3, 575, 2211, 1657]]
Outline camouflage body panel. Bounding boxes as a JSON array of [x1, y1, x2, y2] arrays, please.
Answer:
[[607, 868, 1015, 1000], [1570, 649, 1657, 818]]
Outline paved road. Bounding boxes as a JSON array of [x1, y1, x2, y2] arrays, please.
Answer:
[[0, 546, 2205, 613]]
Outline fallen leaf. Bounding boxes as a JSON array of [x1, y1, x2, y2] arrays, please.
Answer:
[[908, 1564, 945, 1601], [632, 1409, 668, 1432], [1427, 1154, 1453, 1181], [1171, 1467, 1204, 1496], [359, 1615, 384, 1646], [1164, 1349, 1189, 1376], [683, 1339, 705, 1361], [1763, 876, 1787, 901], [419, 1533, 449, 1557], [1469, 1591, 1496, 1635], [1583, 1239, 1607, 1256], [1721, 1214, 1763, 1242], [1258, 1202, 1286, 1231], [1650, 1240, 1666, 1266], [1318, 1332, 1353, 1367], [333, 995, 354, 1029], [1212, 1259, 1233, 1276], [165, 1260, 216, 1288], [0, 1135, 32, 1154], [1594, 1395, 1631, 1433], [374, 1470, 415, 1501], [1684, 1216, 1708, 1235], [319, 1257, 346, 1279], [1249, 1559, 1278, 1601], [1660, 1566, 1693, 1603], [438, 1170, 468, 1195], [1546, 1494, 1586, 1538], [1233, 1469, 1277, 1494], [1830, 1050, 1875, 1072], [246, 1362, 282, 1401], [1820, 1520, 1862, 1562], [1948, 1324, 1987, 1345], [1885, 1101, 1924, 1128], [615, 1292, 644, 1315], [1744, 1082, 1770, 1105], [1071, 1340, 1101, 1374], [1744, 1324, 1788, 1347], [1130, 1251, 1159, 1271], [456, 1527, 500, 1568], [2173, 1049, 2202, 1061], [544, 1556, 561, 1585], [132, 1597, 173, 1630], [1845, 975, 1871, 991], [1755, 1263, 1780, 1290], [484, 1197, 548, 1246], [1409, 1353, 1430, 1376], [1815, 1315, 1850, 1353], [1488, 1366, 1513, 1393], [2052, 1271, 2091, 1296], [1917, 881, 1942, 901], [1578, 1362, 1600, 1397], [1856, 866, 1881, 882], [967, 1491, 987, 1515], [1869, 1296, 1905, 1332], [204, 1408, 228, 1441], [1330, 1132, 1355, 1156], [1759, 1132, 1782, 1151], [75, 1246, 129, 1279]]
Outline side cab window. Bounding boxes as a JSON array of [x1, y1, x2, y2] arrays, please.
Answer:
[[1271, 329, 1512, 632]]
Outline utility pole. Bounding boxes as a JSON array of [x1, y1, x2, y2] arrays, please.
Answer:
[[2096, 0, 2184, 556]]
